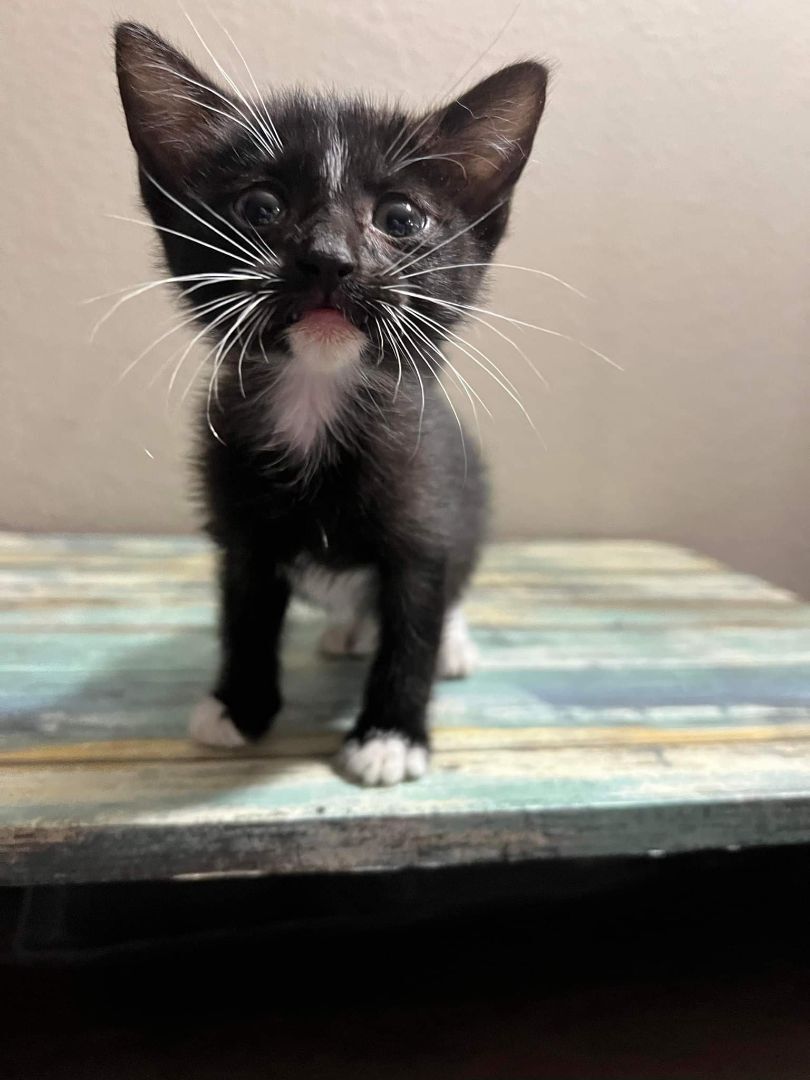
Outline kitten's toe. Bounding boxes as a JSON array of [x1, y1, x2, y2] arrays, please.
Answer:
[[188, 696, 246, 749], [319, 617, 377, 658], [340, 732, 429, 786], [438, 608, 478, 679]]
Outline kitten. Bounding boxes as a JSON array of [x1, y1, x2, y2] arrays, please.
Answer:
[[114, 23, 547, 785]]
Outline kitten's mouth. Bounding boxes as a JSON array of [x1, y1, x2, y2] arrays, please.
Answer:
[[281, 295, 368, 370], [256, 290, 374, 356], [282, 290, 368, 328], [298, 307, 353, 327], [291, 306, 361, 344]]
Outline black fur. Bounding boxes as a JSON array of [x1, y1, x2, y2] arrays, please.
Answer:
[[114, 23, 547, 773]]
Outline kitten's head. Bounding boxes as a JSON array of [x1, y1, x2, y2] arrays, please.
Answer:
[[115, 23, 547, 383]]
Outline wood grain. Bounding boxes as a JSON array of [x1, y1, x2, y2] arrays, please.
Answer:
[[1, 531, 809, 885]]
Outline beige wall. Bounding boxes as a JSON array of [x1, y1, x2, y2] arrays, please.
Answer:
[[2, 0, 809, 593]]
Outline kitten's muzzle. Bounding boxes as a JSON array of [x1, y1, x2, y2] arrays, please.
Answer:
[[280, 288, 369, 334], [292, 225, 356, 295]]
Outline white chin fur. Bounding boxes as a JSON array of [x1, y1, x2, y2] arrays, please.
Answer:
[[286, 318, 366, 373], [340, 733, 429, 786], [268, 325, 366, 459], [189, 696, 246, 748]]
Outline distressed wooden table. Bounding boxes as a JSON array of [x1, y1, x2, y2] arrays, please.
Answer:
[[1, 533, 809, 885]]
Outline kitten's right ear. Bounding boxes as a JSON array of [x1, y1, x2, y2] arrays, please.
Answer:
[[115, 22, 231, 184]]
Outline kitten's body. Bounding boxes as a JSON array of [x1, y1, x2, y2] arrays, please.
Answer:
[[197, 352, 486, 783], [115, 24, 546, 783]]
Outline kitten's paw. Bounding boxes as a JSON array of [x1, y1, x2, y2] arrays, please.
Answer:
[[319, 617, 377, 658], [438, 607, 478, 679], [188, 696, 246, 749], [339, 732, 429, 786]]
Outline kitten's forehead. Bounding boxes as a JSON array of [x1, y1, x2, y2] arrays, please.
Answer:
[[306, 100, 352, 196], [262, 94, 405, 190], [321, 109, 348, 196]]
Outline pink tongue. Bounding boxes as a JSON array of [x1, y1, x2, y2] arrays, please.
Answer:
[[295, 307, 357, 341]]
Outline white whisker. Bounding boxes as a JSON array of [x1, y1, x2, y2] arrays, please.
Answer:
[[144, 61, 278, 160], [401, 290, 549, 391], [380, 204, 453, 278], [87, 272, 262, 341], [168, 295, 250, 401], [152, 294, 251, 391], [168, 294, 258, 396], [385, 305, 469, 477], [140, 168, 271, 268], [235, 302, 274, 396], [402, 303, 539, 433], [208, 9, 283, 152], [119, 291, 251, 383], [182, 9, 282, 154], [257, 310, 273, 366], [378, 313, 406, 402], [390, 153, 469, 179], [412, 307, 525, 398], [385, 0, 522, 167], [84, 271, 259, 306], [384, 288, 623, 371], [106, 213, 258, 269], [385, 199, 507, 277], [202, 293, 267, 435], [394, 305, 491, 419], [437, 0, 523, 107], [397, 261, 588, 299], [393, 305, 488, 450], [384, 312, 425, 450]]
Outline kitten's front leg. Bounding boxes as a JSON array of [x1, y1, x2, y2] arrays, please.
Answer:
[[190, 543, 290, 747], [341, 557, 445, 786]]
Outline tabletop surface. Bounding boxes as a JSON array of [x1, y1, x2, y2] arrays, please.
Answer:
[[1, 532, 809, 885]]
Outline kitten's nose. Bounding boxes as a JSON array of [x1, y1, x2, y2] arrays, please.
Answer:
[[295, 246, 355, 293]]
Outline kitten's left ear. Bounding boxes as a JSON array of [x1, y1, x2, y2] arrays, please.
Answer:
[[425, 61, 548, 213]]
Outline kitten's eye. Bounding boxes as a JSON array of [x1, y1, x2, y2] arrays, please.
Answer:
[[373, 196, 425, 238], [234, 188, 285, 227]]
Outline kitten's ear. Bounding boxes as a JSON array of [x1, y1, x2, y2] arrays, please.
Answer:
[[426, 61, 548, 212], [115, 22, 231, 183]]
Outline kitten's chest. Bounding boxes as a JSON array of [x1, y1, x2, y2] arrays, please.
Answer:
[[263, 344, 365, 461], [288, 556, 375, 617], [267, 361, 348, 457], [280, 480, 381, 613], [259, 467, 380, 567]]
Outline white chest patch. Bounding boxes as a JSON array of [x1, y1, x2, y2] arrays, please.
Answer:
[[269, 322, 366, 459], [289, 557, 375, 618]]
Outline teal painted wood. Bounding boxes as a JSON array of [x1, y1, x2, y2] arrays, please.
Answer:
[[1, 531, 810, 884]]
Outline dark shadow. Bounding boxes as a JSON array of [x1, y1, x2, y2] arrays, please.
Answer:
[[3, 609, 368, 795], [2, 845, 810, 1079]]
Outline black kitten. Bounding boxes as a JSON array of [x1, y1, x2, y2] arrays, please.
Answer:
[[115, 23, 547, 785]]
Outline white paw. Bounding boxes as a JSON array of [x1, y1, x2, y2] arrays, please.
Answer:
[[340, 732, 429, 786], [188, 696, 246, 748], [438, 607, 478, 679], [319, 616, 377, 658]]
